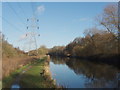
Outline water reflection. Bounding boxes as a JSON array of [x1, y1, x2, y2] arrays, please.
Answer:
[[50, 56, 120, 88]]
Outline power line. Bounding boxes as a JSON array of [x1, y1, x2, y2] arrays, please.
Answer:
[[17, 3, 27, 19], [1, 16, 24, 33], [3, 2, 41, 54], [7, 2, 27, 28]]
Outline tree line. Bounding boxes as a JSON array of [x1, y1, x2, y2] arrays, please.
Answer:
[[49, 4, 120, 59]]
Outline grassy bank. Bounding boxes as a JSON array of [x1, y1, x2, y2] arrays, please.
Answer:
[[19, 58, 57, 88], [2, 57, 34, 78], [3, 57, 58, 88], [2, 62, 30, 88]]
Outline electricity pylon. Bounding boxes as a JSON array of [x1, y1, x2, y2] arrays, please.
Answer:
[[26, 17, 40, 56]]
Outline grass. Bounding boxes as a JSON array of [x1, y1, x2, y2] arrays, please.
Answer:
[[2, 57, 34, 78], [3, 58, 57, 88], [20, 59, 56, 88], [2, 63, 30, 88]]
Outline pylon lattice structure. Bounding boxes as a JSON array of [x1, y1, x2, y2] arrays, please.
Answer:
[[26, 17, 40, 56]]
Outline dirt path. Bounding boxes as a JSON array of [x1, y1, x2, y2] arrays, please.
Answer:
[[11, 65, 32, 88]]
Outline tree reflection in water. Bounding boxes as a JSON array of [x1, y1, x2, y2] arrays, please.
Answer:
[[50, 56, 120, 88]]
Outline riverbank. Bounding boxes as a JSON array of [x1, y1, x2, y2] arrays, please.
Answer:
[[2, 56, 60, 88], [2, 56, 34, 78]]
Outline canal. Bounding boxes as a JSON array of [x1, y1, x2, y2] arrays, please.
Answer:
[[50, 57, 120, 88]]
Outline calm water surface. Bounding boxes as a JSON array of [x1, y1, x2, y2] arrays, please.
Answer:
[[50, 57, 120, 88]]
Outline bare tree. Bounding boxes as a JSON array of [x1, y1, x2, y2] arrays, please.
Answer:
[[96, 4, 119, 54], [96, 4, 118, 33]]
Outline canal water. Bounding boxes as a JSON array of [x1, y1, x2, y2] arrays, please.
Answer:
[[50, 57, 120, 88]]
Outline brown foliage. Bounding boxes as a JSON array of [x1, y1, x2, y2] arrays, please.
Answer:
[[2, 57, 34, 78]]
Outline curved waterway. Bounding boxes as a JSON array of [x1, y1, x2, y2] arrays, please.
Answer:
[[50, 57, 120, 88]]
